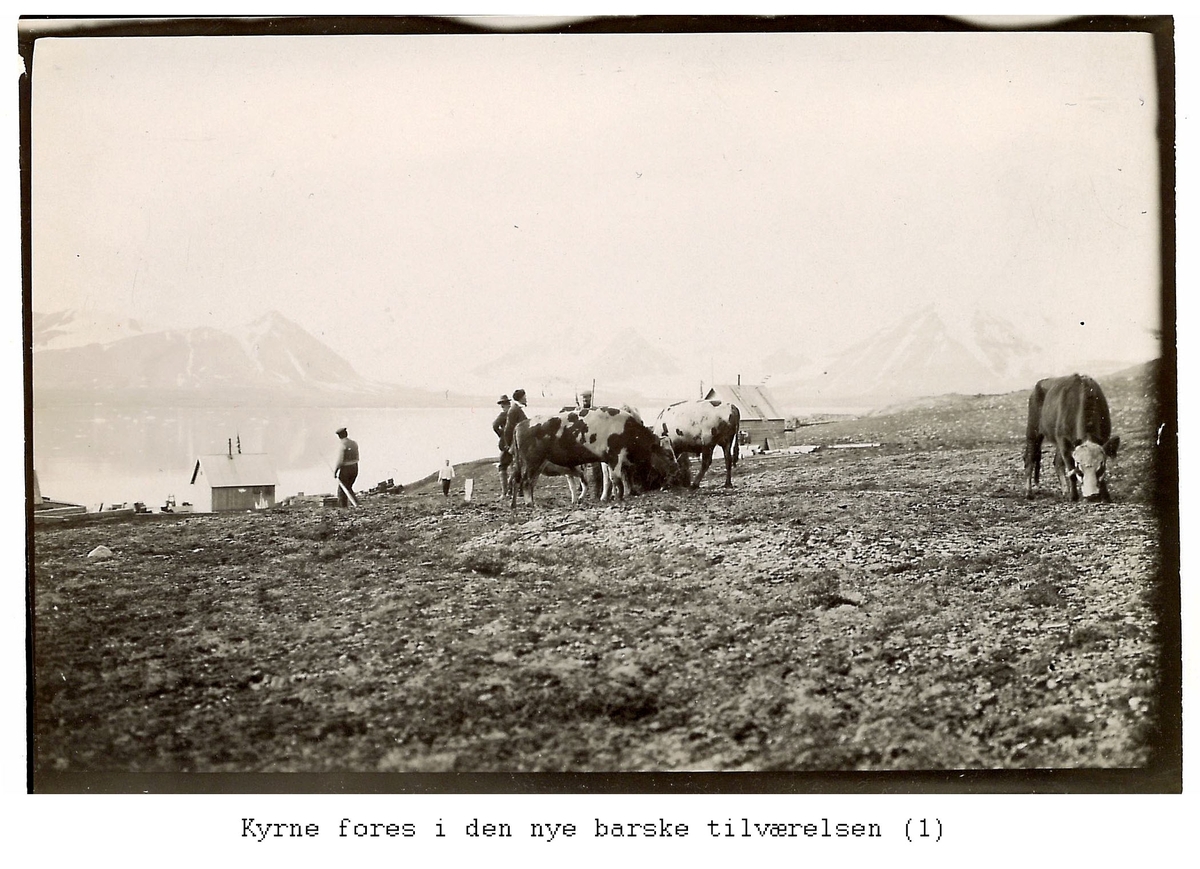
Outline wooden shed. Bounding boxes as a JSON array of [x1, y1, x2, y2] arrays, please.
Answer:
[[705, 383, 788, 450], [190, 452, 277, 513]]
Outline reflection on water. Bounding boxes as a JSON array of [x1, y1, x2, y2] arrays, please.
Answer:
[[32, 404, 521, 510]]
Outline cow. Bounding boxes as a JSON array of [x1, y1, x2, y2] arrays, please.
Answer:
[[654, 399, 741, 488], [589, 405, 643, 497], [556, 399, 643, 499], [1024, 374, 1120, 502], [510, 407, 682, 506]]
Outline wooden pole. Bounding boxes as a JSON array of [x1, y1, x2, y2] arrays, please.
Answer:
[[335, 476, 359, 508]]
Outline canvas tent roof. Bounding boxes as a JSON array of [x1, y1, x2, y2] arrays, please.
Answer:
[[704, 384, 786, 421], [191, 453, 277, 488]]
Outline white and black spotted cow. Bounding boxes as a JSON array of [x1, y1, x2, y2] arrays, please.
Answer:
[[654, 399, 741, 489], [510, 407, 682, 507]]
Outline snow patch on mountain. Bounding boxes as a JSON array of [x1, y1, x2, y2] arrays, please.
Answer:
[[32, 308, 458, 405]]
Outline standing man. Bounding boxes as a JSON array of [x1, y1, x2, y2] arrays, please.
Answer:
[[438, 459, 455, 498], [334, 426, 359, 508], [493, 394, 512, 497], [577, 389, 604, 498], [503, 389, 529, 499], [504, 389, 529, 446]]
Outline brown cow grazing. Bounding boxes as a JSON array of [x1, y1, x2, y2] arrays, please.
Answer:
[[654, 399, 741, 488], [1024, 374, 1120, 502], [510, 407, 682, 507]]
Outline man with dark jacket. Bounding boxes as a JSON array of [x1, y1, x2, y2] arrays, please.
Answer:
[[493, 394, 512, 497], [503, 389, 528, 446], [502, 389, 529, 497]]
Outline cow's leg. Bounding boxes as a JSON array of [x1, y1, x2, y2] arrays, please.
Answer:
[[676, 453, 692, 487], [611, 456, 627, 502], [568, 469, 587, 506], [692, 446, 714, 488], [590, 463, 604, 499], [1023, 435, 1042, 499], [722, 443, 734, 488], [525, 464, 541, 506], [1052, 447, 1067, 499], [508, 456, 521, 508], [599, 462, 613, 502], [1063, 444, 1080, 502], [1053, 441, 1078, 501], [601, 455, 625, 503]]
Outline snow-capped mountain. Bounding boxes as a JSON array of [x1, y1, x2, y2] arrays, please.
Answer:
[[769, 303, 1147, 408], [229, 311, 364, 389], [461, 305, 1147, 412], [32, 309, 475, 407]]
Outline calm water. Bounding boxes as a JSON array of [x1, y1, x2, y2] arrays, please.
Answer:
[[31, 404, 558, 511], [32, 402, 862, 511]]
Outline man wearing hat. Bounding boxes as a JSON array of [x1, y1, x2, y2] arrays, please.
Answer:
[[504, 389, 528, 444], [576, 389, 603, 498], [334, 426, 360, 508], [492, 395, 513, 497], [501, 389, 529, 497]]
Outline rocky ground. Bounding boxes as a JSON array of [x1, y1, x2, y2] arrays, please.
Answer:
[[30, 367, 1175, 776]]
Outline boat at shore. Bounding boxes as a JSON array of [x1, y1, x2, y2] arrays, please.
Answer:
[[160, 495, 193, 514], [33, 499, 146, 525], [32, 497, 89, 525]]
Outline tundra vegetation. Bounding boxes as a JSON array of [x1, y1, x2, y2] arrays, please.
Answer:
[[32, 365, 1171, 774]]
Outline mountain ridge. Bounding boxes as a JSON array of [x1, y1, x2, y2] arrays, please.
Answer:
[[32, 304, 1156, 411], [32, 308, 485, 408], [766, 303, 1151, 409]]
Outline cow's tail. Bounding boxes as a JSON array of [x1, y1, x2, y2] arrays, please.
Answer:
[[1026, 380, 1049, 439], [730, 405, 741, 465], [1024, 380, 1048, 493], [509, 422, 526, 506]]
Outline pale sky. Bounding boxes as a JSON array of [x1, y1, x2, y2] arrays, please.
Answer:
[[30, 26, 1164, 387]]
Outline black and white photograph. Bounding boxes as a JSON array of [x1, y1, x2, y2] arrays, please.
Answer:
[[22, 13, 1180, 811]]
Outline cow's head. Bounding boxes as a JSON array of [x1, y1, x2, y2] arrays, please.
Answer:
[[624, 429, 687, 492], [1070, 436, 1120, 502], [651, 433, 690, 485], [650, 441, 687, 489]]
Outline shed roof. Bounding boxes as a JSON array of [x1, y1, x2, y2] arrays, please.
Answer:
[[705, 384, 786, 421], [191, 453, 278, 488]]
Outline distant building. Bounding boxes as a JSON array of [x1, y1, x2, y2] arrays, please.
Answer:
[[705, 383, 788, 450], [190, 452, 277, 513]]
